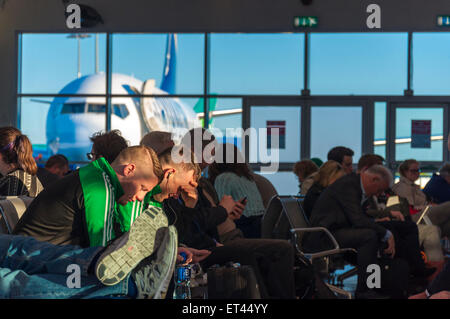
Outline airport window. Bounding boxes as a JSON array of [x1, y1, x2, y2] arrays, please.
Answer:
[[113, 104, 130, 119], [412, 32, 450, 95], [310, 106, 363, 162], [20, 33, 107, 94], [207, 98, 243, 147], [374, 101, 387, 159], [209, 33, 304, 95], [112, 33, 204, 95], [310, 33, 408, 95]]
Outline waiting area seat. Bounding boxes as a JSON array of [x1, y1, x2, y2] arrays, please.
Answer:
[[0, 196, 34, 234], [261, 195, 356, 299]]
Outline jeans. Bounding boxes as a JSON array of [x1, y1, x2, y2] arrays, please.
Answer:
[[0, 234, 130, 299]]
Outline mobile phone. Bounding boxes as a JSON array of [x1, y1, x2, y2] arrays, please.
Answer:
[[240, 196, 247, 204]]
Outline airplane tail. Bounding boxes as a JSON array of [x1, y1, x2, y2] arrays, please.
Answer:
[[160, 34, 177, 94]]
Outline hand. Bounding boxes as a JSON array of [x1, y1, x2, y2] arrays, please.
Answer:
[[180, 181, 198, 208], [219, 195, 235, 214], [384, 234, 396, 258], [177, 246, 211, 264], [375, 217, 390, 222], [390, 211, 405, 222], [215, 242, 224, 247], [229, 200, 245, 220]]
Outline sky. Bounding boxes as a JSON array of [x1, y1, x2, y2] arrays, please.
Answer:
[[18, 32, 449, 194]]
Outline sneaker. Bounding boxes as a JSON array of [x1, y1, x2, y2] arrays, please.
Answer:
[[95, 206, 168, 286], [132, 225, 178, 299]]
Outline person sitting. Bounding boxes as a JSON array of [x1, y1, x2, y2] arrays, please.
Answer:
[[13, 146, 163, 247], [303, 160, 346, 220], [208, 143, 266, 239], [0, 127, 43, 197], [392, 159, 450, 239], [327, 146, 354, 175], [87, 130, 129, 163], [157, 129, 297, 299], [423, 163, 450, 204], [36, 154, 69, 188], [293, 159, 319, 195], [357, 156, 437, 281], [305, 165, 395, 299], [0, 216, 209, 299]]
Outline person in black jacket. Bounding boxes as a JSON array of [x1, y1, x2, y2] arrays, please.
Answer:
[[306, 165, 395, 298]]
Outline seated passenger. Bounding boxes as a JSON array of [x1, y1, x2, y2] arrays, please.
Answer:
[[150, 129, 297, 299], [36, 154, 69, 188], [13, 146, 163, 247], [327, 146, 354, 174], [293, 159, 319, 195], [0, 215, 209, 299], [423, 163, 450, 204], [306, 165, 395, 299], [0, 127, 43, 197], [87, 129, 128, 163], [392, 159, 450, 238], [209, 143, 265, 239], [303, 160, 346, 220]]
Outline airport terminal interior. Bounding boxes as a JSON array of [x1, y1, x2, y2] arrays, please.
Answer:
[[0, 0, 450, 300]]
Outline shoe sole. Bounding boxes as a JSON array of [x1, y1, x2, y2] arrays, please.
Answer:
[[153, 225, 178, 299], [96, 206, 168, 286]]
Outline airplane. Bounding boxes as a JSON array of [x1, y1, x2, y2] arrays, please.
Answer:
[[33, 34, 242, 162]]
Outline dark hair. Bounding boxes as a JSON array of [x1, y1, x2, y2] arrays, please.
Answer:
[[45, 154, 69, 169], [208, 143, 252, 185], [357, 154, 384, 171], [327, 146, 354, 164], [90, 130, 128, 164], [158, 146, 201, 182], [0, 127, 37, 175], [293, 160, 319, 180]]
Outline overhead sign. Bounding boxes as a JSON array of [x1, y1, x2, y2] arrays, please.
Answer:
[[411, 120, 431, 148], [294, 16, 318, 28]]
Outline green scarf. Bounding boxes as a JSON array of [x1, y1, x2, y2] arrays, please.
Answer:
[[78, 158, 123, 247]]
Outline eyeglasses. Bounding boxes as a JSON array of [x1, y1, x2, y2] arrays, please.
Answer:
[[86, 152, 97, 161]]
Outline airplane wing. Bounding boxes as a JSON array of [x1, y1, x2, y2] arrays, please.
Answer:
[[196, 108, 242, 119]]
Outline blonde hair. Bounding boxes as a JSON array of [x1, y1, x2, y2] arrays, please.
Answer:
[[313, 160, 346, 188], [113, 145, 164, 183]]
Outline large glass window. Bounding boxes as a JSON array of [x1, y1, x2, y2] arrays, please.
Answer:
[[209, 34, 304, 95], [310, 33, 407, 95], [112, 34, 204, 95], [413, 33, 450, 95], [21, 33, 106, 94], [310, 106, 362, 162]]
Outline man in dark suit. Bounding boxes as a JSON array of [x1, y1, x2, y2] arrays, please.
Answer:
[[307, 165, 395, 298]]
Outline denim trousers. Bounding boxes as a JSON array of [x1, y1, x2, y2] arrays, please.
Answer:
[[0, 234, 130, 299]]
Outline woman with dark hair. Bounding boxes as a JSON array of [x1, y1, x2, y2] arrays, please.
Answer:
[[0, 127, 43, 197], [208, 143, 265, 238]]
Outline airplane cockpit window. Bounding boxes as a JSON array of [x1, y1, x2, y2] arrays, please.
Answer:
[[113, 104, 129, 119], [88, 104, 106, 113], [61, 103, 85, 114]]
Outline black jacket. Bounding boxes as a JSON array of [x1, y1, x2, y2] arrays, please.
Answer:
[[303, 182, 324, 220], [309, 173, 388, 240], [13, 170, 90, 247], [163, 185, 228, 250]]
